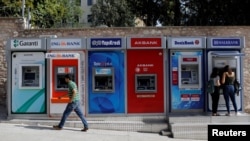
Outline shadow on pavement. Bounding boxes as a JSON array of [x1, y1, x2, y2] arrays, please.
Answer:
[[15, 124, 81, 132]]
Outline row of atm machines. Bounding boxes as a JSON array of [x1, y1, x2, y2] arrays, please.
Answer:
[[6, 36, 245, 118]]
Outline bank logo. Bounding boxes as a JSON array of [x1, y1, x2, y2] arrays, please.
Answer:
[[13, 39, 19, 48], [11, 39, 40, 48]]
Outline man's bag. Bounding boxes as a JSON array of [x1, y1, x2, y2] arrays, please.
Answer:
[[207, 79, 214, 93], [234, 79, 242, 96]]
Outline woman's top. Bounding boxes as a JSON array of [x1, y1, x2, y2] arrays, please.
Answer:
[[213, 76, 220, 87], [224, 75, 235, 85]]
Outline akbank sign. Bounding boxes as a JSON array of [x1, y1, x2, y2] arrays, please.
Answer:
[[11, 39, 42, 49]]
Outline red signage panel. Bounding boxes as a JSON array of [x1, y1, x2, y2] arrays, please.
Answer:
[[183, 57, 197, 62], [130, 38, 162, 48]]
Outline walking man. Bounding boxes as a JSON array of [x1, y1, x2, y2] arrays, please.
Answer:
[[53, 74, 88, 131]]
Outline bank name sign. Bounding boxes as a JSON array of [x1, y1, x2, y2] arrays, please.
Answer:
[[11, 39, 42, 49]]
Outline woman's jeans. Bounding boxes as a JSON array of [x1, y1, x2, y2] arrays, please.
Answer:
[[211, 86, 220, 114], [58, 100, 88, 128], [223, 85, 237, 114]]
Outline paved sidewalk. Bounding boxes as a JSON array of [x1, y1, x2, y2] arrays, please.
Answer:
[[0, 123, 205, 141]]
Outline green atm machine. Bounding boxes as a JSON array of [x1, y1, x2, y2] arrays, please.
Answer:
[[6, 38, 47, 117]]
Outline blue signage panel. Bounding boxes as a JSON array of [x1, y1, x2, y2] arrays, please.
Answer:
[[207, 37, 244, 48], [88, 51, 125, 114], [90, 38, 122, 48], [212, 39, 241, 47]]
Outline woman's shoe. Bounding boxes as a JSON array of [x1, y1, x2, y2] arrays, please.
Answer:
[[225, 113, 230, 116], [212, 113, 217, 116]]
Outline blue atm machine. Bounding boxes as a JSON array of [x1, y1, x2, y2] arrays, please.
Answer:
[[206, 36, 245, 113], [86, 37, 126, 115]]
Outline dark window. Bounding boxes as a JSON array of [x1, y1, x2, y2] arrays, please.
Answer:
[[88, 14, 92, 23], [87, 0, 92, 5]]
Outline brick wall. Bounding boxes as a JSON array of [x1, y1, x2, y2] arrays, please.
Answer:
[[1, 17, 250, 112]]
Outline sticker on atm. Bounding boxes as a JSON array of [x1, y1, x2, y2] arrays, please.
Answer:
[[190, 94, 200, 101], [182, 57, 197, 62], [181, 94, 190, 101]]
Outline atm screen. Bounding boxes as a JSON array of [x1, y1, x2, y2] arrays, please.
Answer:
[[181, 71, 191, 79], [56, 74, 73, 89], [93, 67, 114, 92], [24, 73, 36, 80], [58, 77, 67, 86], [94, 76, 113, 90]]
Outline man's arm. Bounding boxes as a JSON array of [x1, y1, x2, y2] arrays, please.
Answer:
[[70, 89, 77, 102], [58, 93, 68, 99]]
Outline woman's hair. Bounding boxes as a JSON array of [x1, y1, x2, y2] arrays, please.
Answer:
[[228, 67, 233, 75], [224, 65, 233, 75], [210, 67, 218, 78], [224, 65, 229, 72]]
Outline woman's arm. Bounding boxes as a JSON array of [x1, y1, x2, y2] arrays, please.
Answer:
[[221, 72, 226, 84], [216, 76, 221, 86]]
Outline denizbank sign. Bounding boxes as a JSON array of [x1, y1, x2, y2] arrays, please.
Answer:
[[11, 39, 42, 49], [171, 38, 203, 48]]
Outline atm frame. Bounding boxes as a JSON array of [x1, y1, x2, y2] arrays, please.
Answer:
[[207, 51, 244, 111], [178, 56, 202, 89], [54, 66, 76, 91], [19, 64, 42, 89], [135, 74, 157, 93], [92, 67, 115, 93]]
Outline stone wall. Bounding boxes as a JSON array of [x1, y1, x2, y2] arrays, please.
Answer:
[[1, 17, 250, 112], [0, 18, 25, 106]]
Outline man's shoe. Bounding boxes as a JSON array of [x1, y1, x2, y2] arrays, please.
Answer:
[[53, 125, 62, 130], [81, 127, 88, 132]]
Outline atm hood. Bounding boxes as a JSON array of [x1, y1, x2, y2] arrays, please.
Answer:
[[211, 52, 245, 57]]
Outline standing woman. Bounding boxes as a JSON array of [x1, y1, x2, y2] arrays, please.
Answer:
[[221, 65, 237, 116], [210, 67, 221, 116]]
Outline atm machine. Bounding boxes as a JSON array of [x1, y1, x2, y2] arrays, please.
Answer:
[[46, 38, 86, 117], [206, 37, 245, 112], [6, 38, 47, 117], [167, 36, 206, 113], [87, 37, 126, 115]]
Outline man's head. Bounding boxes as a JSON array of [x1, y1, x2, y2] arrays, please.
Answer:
[[64, 74, 72, 83]]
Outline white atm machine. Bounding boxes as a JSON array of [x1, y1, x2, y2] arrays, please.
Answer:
[[206, 36, 245, 112], [207, 51, 242, 111]]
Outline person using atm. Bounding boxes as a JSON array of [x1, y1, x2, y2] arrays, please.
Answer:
[[210, 67, 221, 116], [221, 65, 238, 116]]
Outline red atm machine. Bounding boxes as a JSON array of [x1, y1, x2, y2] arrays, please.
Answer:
[[126, 36, 166, 114], [46, 38, 86, 117]]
